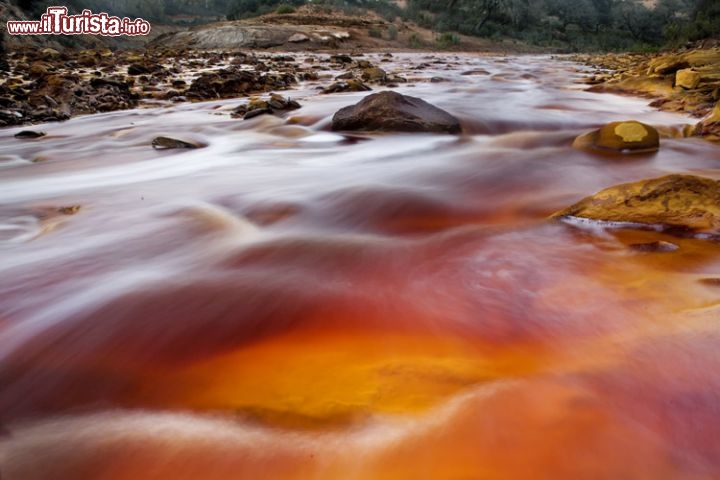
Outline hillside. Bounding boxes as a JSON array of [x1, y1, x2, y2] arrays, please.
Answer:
[[151, 4, 543, 52]]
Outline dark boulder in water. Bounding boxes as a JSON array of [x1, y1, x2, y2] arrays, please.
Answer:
[[151, 136, 204, 150], [14, 130, 45, 139], [331, 91, 461, 134]]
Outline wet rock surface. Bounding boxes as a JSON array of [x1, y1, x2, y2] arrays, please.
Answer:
[[331, 91, 461, 134], [187, 67, 297, 101], [0, 48, 315, 125], [577, 47, 720, 141], [694, 102, 720, 140], [0, 68, 138, 126], [553, 174, 720, 236], [322, 79, 372, 94], [0, 46, 441, 128], [13, 130, 45, 139], [231, 93, 301, 119], [151, 136, 204, 150], [573, 120, 660, 154]]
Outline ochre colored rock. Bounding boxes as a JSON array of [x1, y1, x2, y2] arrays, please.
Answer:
[[321, 79, 372, 94], [331, 91, 461, 134], [573, 121, 660, 154], [646, 49, 720, 75], [361, 67, 387, 83], [676, 68, 701, 89], [695, 101, 720, 141], [551, 174, 720, 234], [647, 55, 690, 75]]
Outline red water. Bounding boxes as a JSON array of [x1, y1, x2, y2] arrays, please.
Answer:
[[1, 53, 720, 480]]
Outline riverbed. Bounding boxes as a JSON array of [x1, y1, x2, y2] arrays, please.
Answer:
[[1, 53, 720, 480]]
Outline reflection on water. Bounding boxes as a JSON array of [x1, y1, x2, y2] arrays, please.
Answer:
[[1, 54, 720, 480]]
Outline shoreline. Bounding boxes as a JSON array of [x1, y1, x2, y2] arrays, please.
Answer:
[[572, 47, 720, 140], [1, 46, 719, 142]]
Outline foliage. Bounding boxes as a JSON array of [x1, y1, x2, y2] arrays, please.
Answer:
[[226, 0, 302, 19], [275, 3, 296, 14], [408, 32, 423, 48], [19, 0, 231, 23], [13, 0, 720, 50], [436, 31, 460, 47], [388, 24, 399, 40]]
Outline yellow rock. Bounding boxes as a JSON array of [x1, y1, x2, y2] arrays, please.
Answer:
[[676, 68, 701, 89], [573, 120, 659, 154], [694, 101, 720, 140], [647, 48, 720, 75], [551, 174, 720, 234]]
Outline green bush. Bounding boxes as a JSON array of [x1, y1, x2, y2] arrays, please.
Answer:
[[409, 33, 423, 48], [276, 3, 295, 14], [436, 31, 460, 47], [388, 24, 399, 41], [369, 27, 383, 38]]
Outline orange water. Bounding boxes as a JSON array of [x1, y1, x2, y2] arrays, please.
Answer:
[[1, 53, 720, 480]]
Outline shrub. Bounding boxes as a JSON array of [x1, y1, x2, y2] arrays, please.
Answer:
[[276, 3, 295, 14], [409, 33, 423, 48], [369, 27, 383, 38], [436, 32, 460, 47], [388, 24, 398, 41]]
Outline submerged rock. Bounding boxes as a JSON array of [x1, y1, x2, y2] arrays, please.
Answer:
[[57, 205, 81, 215], [331, 91, 461, 134], [361, 67, 387, 83], [573, 121, 660, 154], [232, 93, 301, 119], [552, 174, 720, 235], [321, 79, 371, 94], [629, 240, 679, 253], [14, 130, 45, 139], [151, 136, 204, 149]]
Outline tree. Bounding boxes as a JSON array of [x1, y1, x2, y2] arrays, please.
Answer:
[[544, 0, 598, 32], [691, 0, 720, 38]]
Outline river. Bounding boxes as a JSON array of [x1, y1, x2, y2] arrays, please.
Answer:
[[1, 53, 720, 479]]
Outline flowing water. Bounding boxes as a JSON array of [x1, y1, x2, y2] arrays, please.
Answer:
[[1, 53, 720, 479]]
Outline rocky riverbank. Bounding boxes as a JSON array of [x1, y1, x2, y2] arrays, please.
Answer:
[[576, 44, 720, 141], [0, 47, 412, 127]]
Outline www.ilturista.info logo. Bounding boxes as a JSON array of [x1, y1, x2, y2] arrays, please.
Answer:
[[7, 7, 151, 36]]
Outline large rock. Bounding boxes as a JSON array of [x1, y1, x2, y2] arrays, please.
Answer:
[[573, 120, 660, 154], [676, 68, 701, 89], [647, 55, 690, 75], [361, 67, 387, 83], [646, 49, 720, 75], [331, 91, 461, 134], [551, 174, 720, 235], [148, 24, 351, 49]]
